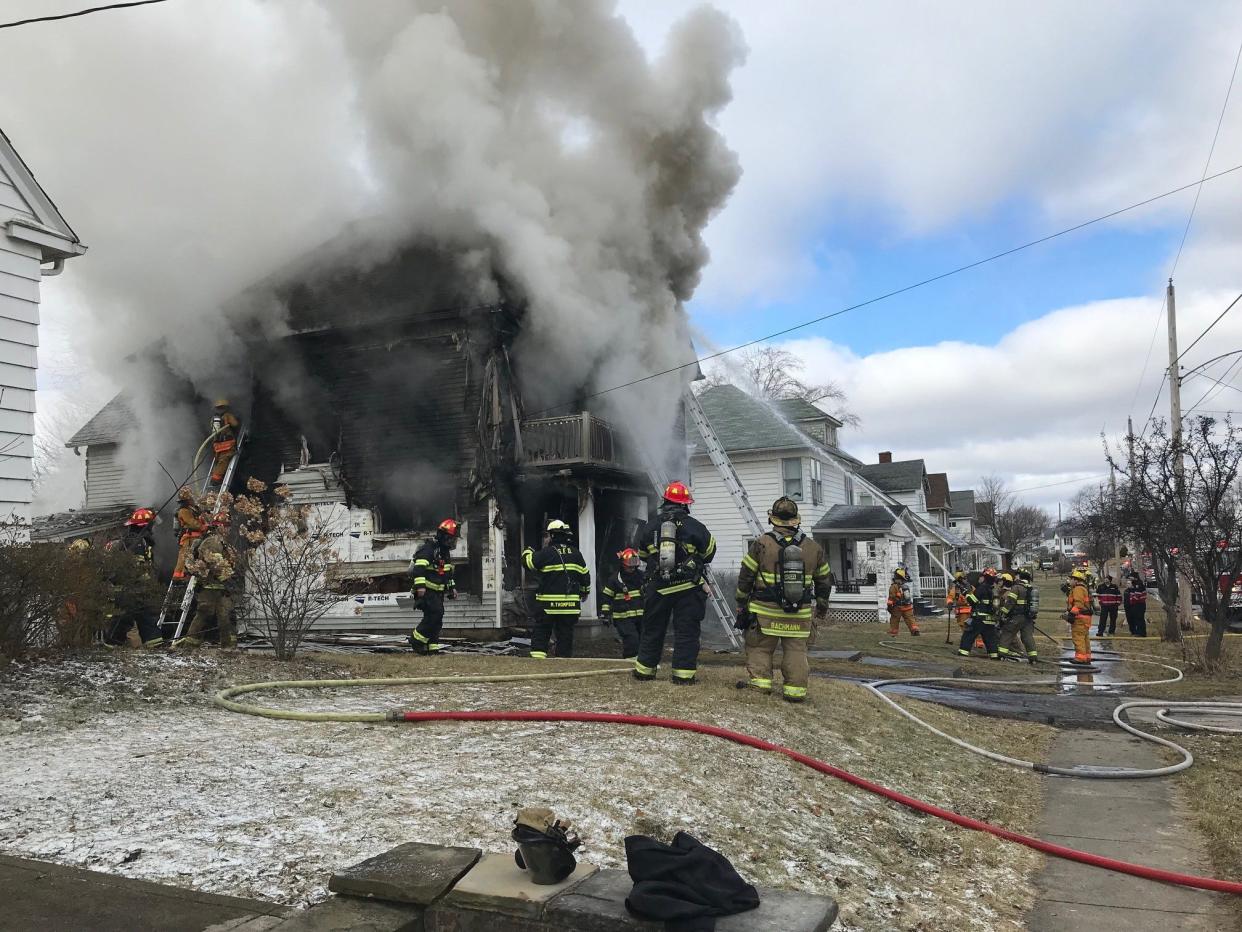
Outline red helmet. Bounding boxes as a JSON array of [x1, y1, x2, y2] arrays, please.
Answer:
[[618, 547, 641, 570], [662, 481, 694, 505], [438, 518, 460, 538], [125, 507, 156, 527], [982, 566, 998, 578]]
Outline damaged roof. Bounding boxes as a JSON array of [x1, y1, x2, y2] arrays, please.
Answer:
[[856, 459, 926, 493], [66, 394, 132, 447], [30, 505, 132, 542]]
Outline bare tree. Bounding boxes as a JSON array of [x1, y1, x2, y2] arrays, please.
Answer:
[[976, 473, 1050, 553], [700, 346, 859, 426], [228, 479, 339, 660], [1070, 486, 1119, 578], [1108, 416, 1242, 663]]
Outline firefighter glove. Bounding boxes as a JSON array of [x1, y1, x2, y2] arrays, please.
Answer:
[[415, 587, 427, 598]]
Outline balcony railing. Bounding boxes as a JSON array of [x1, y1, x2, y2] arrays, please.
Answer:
[[520, 412, 633, 469]]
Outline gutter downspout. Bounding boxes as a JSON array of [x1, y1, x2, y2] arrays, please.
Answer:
[[41, 258, 65, 277]]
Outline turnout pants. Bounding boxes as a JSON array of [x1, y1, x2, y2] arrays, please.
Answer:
[[1125, 606, 1148, 638], [411, 591, 445, 653], [173, 533, 198, 580], [210, 441, 236, 484], [185, 589, 235, 647], [635, 588, 707, 681], [613, 617, 642, 659], [1096, 605, 1119, 636], [888, 607, 919, 635], [531, 607, 578, 658], [106, 612, 165, 648], [744, 628, 809, 701], [1070, 617, 1092, 662], [959, 617, 999, 657], [998, 616, 1038, 659]]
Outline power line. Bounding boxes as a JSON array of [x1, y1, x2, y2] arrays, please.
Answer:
[[1179, 293, 1242, 363], [1011, 474, 1108, 494], [1185, 354, 1242, 415], [1130, 34, 1242, 428], [527, 160, 1242, 418], [0, 0, 171, 30]]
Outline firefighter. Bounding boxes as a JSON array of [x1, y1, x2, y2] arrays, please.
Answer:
[[177, 516, 238, 648], [997, 571, 1038, 662], [959, 566, 1000, 658], [1065, 567, 1094, 664], [633, 481, 716, 685], [1095, 575, 1122, 636], [523, 519, 590, 659], [172, 486, 205, 580], [1124, 573, 1149, 637], [886, 567, 920, 637], [208, 399, 242, 486], [102, 508, 165, 649], [946, 570, 972, 631], [600, 548, 645, 660], [409, 519, 460, 655], [734, 496, 833, 703]]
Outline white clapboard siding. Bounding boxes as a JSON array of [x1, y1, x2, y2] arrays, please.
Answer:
[[0, 247, 41, 280], [0, 454, 33, 481], [0, 293, 38, 325], [0, 270, 38, 304], [0, 408, 34, 435], [0, 179, 33, 216], [0, 477, 33, 503], [689, 450, 786, 571], [0, 340, 36, 368], [0, 360, 36, 392], [0, 314, 37, 347], [0, 431, 33, 458], [84, 444, 138, 510]]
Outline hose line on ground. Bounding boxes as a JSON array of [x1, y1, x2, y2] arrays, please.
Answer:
[[214, 662, 1242, 897]]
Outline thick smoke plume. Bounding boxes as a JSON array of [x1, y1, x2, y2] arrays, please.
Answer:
[[0, 0, 744, 508]]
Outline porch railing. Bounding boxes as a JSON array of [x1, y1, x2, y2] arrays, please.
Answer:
[[918, 575, 949, 595], [520, 412, 632, 469]]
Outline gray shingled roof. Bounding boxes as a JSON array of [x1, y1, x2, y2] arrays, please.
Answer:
[[692, 385, 813, 453], [813, 504, 904, 533], [950, 489, 976, 518], [66, 394, 132, 447], [856, 459, 926, 493]]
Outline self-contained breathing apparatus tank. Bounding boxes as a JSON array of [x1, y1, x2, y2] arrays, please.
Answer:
[[658, 518, 678, 577], [779, 536, 806, 612]]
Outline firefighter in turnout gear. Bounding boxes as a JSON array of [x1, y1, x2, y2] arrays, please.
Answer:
[[178, 516, 238, 648], [960, 567, 1000, 658], [600, 548, 645, 660], [1066, 567, 1094, 664], [208, 399, 241, 486], [173, 486, 205, 581], [946, 571, 972, 631], [886, 568, 920, 636], [523, 519, 591, 659], [998, 569, 1039, 661], [409, 519, 460, 655], [633, 481, 716, 684], [101, 508, 165, 648], [734, 496, 833, 703]]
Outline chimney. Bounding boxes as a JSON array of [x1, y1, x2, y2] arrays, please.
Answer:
[[878, 451, 892, 464]]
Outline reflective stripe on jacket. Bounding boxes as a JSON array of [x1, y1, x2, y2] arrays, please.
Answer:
[[523, 543, 591, 615], [411, 539, 455, 593], [601, 569, 645, 620], [735, 532, 833, 637]]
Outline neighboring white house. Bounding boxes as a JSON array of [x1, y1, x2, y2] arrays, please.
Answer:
[[949, 489, 1007, 570], [0, 128, 86, 530]]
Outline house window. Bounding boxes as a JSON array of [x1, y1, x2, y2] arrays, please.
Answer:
[[845, 474, 854, 506], [810, 459, 823, 506], [949, 521, 957, 529], [866, 540, 877, 558], [782, 457, 803, 501], [826, 426, 838, 448], [804, 423, 826, 444], [860, 493, 873, 506]]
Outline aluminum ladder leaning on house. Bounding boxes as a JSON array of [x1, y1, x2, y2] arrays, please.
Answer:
[[156, 427, 249, 641]]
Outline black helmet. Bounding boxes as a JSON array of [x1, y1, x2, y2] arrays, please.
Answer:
[[767, 496, 801, 528], [512, 808, 580, 885]]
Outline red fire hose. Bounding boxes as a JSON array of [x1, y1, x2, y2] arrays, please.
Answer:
[[399, 709, 1242, 896]]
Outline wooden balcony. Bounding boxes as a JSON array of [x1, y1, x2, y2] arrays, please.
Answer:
[[520, 412, 634, 470]]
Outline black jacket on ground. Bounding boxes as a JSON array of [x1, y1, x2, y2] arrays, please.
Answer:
[[624, 832, 760, 932]]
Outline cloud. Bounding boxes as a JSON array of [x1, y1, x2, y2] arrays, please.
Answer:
[[703, 287, 1242, 509]]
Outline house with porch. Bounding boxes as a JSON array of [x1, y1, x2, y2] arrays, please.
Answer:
[[949, 489, 1008, 570], [1, 128, 87, 531]]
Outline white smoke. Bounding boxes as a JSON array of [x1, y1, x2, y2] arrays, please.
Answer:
[[0, 0, 744, 505]]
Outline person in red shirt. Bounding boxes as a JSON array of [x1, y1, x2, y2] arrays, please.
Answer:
[[1095, 575, 1122, 636], [1123, 575, 1149, 637]]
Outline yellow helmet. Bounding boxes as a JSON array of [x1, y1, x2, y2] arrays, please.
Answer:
[[1000, 572, 1014, 584], [894, 568, 908, 580], [213, 398, 230, 409], [1070, 568, 1087, 582], [68, 538, 90, 553]]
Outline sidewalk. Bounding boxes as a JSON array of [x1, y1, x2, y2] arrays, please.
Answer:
[[1027, 729, 1235, 931], [0, 854, 293, 932]]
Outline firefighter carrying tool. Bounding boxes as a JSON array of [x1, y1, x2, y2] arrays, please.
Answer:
[[172, 486, 205, 581], [600, 548, 645, 660], [523, 519, 591, 659], [209, 399, 241, 486], [887, 568, 920, 637], [1065, 567, 1094, 664], [734, 496, 833, 703], [409, 519, 460, 655], [997, 569, 1039, 662], [633, 481, 716, 684], [960, 567, 1000, 658]]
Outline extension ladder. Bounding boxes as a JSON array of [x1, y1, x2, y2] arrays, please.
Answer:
[[158, 427, 248, 640]]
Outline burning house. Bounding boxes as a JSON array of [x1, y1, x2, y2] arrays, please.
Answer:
[[66, 238, 674, 633]]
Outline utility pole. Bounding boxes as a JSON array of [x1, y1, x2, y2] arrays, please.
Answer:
[[1167, 279, 1193, 635]]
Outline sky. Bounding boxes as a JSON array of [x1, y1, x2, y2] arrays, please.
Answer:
[[4, 0, 1242, 518]]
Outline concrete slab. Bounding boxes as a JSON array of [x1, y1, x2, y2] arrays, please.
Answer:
[[0, 854, 293, 932], [329, 842, 481, 905], [441, 852, 597, 919], [266, 896, 423, 931], [1027, 730, 1235, 931], [545, 868, 838, 932]]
